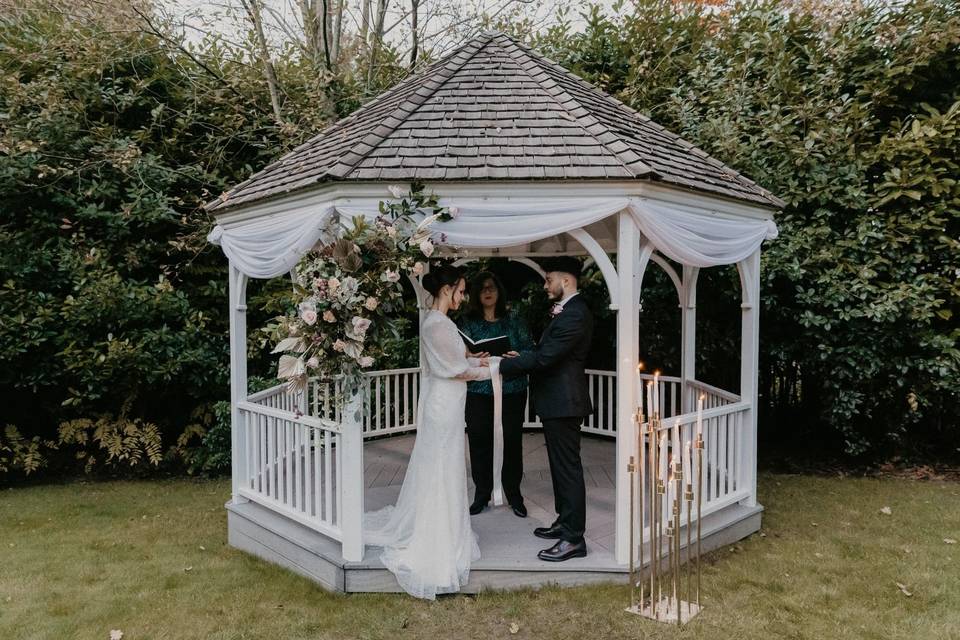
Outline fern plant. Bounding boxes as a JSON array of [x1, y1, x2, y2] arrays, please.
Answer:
[[57, 416, 164, 473], [0, 425, 53, 476]]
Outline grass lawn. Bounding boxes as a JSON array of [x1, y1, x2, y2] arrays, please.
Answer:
[[1, 472, 958, 640]]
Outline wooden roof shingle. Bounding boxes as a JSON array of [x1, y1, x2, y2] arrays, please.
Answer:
[[207, 31, 784, 212]]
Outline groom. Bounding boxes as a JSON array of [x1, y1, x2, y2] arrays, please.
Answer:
[[499, 257, 592, 562]]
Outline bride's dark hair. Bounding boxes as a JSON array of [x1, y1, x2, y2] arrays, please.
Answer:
[[421, 264, 463, 297]]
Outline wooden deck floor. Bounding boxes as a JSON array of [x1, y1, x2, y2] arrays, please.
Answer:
[[362, 431, 620, 567]]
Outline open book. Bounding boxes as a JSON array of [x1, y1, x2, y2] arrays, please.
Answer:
[[458, 329, 512, 357]]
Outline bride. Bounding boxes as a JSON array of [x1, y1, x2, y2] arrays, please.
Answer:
[[364, 265, 495, 599]]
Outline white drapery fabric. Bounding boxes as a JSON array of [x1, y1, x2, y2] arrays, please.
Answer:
[[208, 196, 778, 279], [628, 200, 778, 268], [207, 205, 336, 279]]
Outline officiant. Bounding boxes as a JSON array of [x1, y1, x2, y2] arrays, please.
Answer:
[[458, 271, 535, 518]]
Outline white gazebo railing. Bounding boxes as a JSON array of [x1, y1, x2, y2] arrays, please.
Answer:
[[237, 389, 343, 541], [235, 367, 746, 560]]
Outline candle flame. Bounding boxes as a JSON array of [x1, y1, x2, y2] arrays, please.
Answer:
[[637, 361, 645, 371]]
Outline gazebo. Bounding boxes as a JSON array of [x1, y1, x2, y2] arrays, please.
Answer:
[[207, 31, 783, 593]]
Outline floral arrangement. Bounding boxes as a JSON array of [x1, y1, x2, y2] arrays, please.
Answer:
[[265, 182, 456, 396]]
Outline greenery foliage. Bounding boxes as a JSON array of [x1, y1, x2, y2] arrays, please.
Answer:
[[529, 0, 960, 457]]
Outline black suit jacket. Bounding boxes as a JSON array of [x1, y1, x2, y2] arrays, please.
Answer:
[[498, 294, 593, 420]]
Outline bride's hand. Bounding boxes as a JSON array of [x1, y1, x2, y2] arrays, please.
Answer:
[[478, 357, 490, 367], [468, 350, 490, 358], [504, 350, 519, 358]]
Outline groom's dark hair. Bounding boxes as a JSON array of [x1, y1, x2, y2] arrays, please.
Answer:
[[466, 271, 508, 320]]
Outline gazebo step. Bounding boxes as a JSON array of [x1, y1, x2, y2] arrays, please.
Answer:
[[226, 497, 762, 594]]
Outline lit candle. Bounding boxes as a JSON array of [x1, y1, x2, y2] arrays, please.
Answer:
[[646, 381, 654, 419], [653, 370, 660, 416], [696, 394, 704, 440]]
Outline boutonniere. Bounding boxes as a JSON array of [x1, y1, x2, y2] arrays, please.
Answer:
[[549, 303, 563, 317]]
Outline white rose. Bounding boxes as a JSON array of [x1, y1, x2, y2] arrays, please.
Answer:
[[447, 206, 460, 219], [381, 269, 401, 283], [411, 261, 426, 276], [364, 296, 379, 311], [419, 239, 434, 257], [306, 356, 320, 369], [359, 356, 375, 367], [300, 309, 318, 325], [352, 316, 372, 335], [388, 184, 406, 199]]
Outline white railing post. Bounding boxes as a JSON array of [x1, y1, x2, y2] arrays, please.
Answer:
[[228, 262, 250, 505], [680, 265, 699, 413], [614, 210, 642, 565], [738, 249, 761, 508], [339, 390, 365, 562]]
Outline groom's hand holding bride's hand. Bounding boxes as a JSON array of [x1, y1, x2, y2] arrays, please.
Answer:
[[503, 351, 519, 358]]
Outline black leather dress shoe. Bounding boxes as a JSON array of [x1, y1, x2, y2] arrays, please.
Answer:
[[469, 497, 489, 516], [533, 524, 564, 539], [537, 539, 587, 562], [510, 501, 527, 518]]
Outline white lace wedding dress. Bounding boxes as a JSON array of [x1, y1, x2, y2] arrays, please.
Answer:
[[364, 309, 492, 600]]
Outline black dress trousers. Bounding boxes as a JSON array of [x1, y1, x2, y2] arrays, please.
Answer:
[[465, 389, 527, 505], [540, 416, 586, 542]]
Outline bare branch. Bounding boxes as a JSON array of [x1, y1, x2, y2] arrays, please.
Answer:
[[239, 0, 287, 126]]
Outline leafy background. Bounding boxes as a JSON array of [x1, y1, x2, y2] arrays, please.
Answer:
[[1, 0, 957, 480]]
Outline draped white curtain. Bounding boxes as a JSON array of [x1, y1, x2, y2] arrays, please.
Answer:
[[208, 196, 777, 279], [207, 205, 336, 279]]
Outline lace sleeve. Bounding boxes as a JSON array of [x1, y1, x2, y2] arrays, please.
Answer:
[[423, 317, 490, 380]]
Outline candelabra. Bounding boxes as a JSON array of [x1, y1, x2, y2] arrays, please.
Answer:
[[625, 404, 704, 624]]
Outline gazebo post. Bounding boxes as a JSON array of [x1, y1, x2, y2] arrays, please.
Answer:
[[614, 210, 641, 565], [738, 248, 761, 508], [340, 391, 365, 561], [680, 266, 699, 413], [228, 261, 250, 505]]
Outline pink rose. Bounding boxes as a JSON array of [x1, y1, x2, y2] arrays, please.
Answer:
[[411, 261, 426, 276], [328, 277, 340, 291], [323, 310, 336, 323], [364, 296, 379, 311], [300, 309, 318, 325], [381, 269, 401, 283], [307, 356, 320, 369], [333, 339, 346, 352], [359, 356, 374, 368]]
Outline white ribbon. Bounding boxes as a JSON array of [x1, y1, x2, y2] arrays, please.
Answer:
[[489, 357, 505, 507]]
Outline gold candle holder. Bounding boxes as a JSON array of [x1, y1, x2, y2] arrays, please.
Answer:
[[627, 411, 704, 624], [628, 454, 636, 611], [696, 434, 704, 608]]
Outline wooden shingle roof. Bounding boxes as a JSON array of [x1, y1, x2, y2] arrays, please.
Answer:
[[207, 31, 784, 212]]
